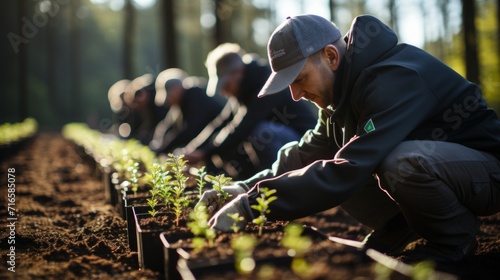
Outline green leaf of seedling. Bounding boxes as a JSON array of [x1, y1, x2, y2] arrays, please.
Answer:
[[267, 196, 277, 204], [148, 209, 157, 217], [252, 216, 266, 225], [192, 237, 206, 252]]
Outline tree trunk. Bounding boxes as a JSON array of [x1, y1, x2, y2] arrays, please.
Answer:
[[123, 0, 136, 79], [70, 0, 81, 122], [437, 0, 450, 60], [461, 0, 480, 84], [419, 0, 428, 44], [160, 0, 177, 68], [497, 0, 500, 71], [214, 0, 231, 45], [47, 2, 59, 125], [18, 0, 28, 120], [329, 0, 336, 22], [388, 0, 398, 35]]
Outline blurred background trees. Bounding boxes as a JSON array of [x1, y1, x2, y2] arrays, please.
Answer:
[[1, 0, 499, 129]]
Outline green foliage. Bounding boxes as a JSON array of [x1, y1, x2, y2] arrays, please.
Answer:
[[146, 163, 171, 217], [196, 166, 207, 199], [124, 161, 141, 194], [144, 154, 196, 222], [166, 153, 191, 227], [372, 259, 436, 280], [412, 260, 437, 280], [147, 197, 158, 217], [63, 123, 156, 188], [111, 139, 155, 180], [372, 262, 393, 280], [205, 173, 233, 206], [476, 1, 500, 112], [192, 237, 207, 253], [441, 0, 500, 113], [231, 234, 257, 275], [145, 154, 196, 223], [187, 203, 215, 250], [280, 222, 313, 278], [0, 118, 37, 145], [281, 223, 312, 256], [251, 188, 277, 236], [227, 213, 245, 233]]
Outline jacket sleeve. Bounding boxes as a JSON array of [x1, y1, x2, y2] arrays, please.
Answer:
[[243, 109, 339, 185], [250, 67, 442, 221], [163, 92, 224, 152], [204, 93, 292, 158]]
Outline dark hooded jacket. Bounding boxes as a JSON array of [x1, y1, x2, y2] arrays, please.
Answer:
[[154, 85, 225, 153], [243, 15, 500, 220]]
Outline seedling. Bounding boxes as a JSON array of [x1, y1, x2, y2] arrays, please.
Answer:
[[120, 162, 142, 196], [187, 203, 216, 250], [231, 234, 257, 275], [280, 222, 313, 278], [281, 223, 312, 256], [147, 195, 159, 217], [251, 188, 277, 236], [227, 212, 245, 233], [112, 149, 134, 180], [146, 163, 171, 217], [205, 173, 232, 206], [62, 123, 155, 178], [166, 154, 191, 226], [191, 237, 207, 253], [0, 118, 37, 145], [196, 166, 207, 199], [127, 161, 140, 194], [412, 260, 437, 280]]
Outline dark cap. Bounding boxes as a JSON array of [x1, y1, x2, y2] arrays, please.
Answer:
[[258, 14, 341, 98], [123, 73, 154, 104], [154, 68, 188, 106], [108, 79, 130, 112]]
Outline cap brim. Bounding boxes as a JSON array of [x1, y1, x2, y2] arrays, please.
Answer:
[[154, 88, 166, 106], [258, 58, 307, 98]]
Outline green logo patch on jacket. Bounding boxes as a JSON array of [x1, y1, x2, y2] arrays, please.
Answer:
[[364, 119, 375, 133]]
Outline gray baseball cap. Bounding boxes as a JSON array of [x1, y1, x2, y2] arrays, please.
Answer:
[[258, 14, 341, 98]]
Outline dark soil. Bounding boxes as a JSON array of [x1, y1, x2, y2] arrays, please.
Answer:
[[1, 132, 499, 279]]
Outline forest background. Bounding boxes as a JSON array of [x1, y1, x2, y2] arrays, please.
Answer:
[[1, 0, 499, 130]]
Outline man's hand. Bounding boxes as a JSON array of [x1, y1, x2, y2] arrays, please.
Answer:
[[208, 193, 254, 231], [196, 184, 247, 216]]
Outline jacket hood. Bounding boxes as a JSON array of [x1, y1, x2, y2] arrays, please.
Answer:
[[344, 15, 398, 84], [332, 15, 398, 123]]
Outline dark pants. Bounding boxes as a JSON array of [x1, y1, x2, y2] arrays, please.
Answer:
[[249, 121, 301, 170], [348, 141, 500, 260]]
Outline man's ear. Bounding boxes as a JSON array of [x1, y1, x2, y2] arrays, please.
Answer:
[[323, 45, 341, 71]]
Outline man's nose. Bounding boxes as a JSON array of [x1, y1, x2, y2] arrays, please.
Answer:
[[289, 85, 303, 102]]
